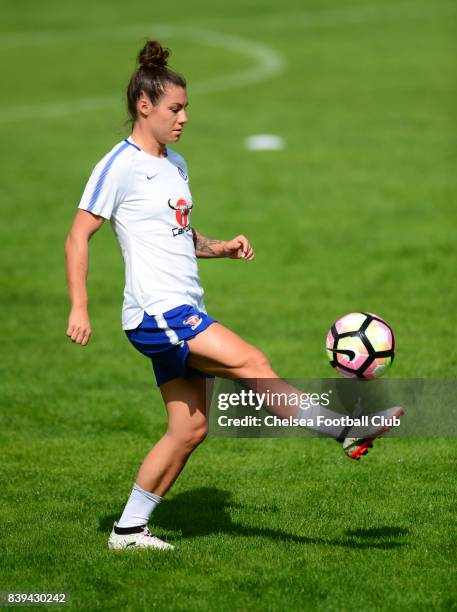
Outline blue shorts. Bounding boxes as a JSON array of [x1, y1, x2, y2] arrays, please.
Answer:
[[125, 304, 216, 386]]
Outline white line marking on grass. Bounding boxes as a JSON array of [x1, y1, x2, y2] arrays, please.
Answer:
[[1, 2, 454, 123], [184, 29, 284, 94], [0, 26, 284, 123], [0, 3, 454, 48], [188, 2, 457, 31], [0, 24, 176, 48], [245, 134, 285, 151]]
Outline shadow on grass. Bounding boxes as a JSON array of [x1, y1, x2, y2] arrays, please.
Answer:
[[345, 527, 409, 538], [99, 487, 408, 550]]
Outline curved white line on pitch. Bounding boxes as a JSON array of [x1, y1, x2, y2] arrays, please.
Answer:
[[1, 3, 454, 49], [3, 1, 452, 122], [0, 26, 284, 123]]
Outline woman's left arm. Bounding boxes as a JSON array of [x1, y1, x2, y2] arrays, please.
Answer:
[[192, 229, 255, 260]]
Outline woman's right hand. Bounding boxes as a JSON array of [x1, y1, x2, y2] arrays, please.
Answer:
[[67, 306, 92, 345], [65, 210, 105, 347]]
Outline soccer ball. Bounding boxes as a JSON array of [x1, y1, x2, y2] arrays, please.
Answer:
[[326, 312, 395, 379]]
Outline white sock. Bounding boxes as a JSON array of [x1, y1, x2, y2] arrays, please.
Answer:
[[117, 483, 162, 528], [296, 404, 347, 438]]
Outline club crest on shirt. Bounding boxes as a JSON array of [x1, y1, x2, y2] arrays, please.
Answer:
[[183, 314, 202, 330], [168, 197, 193, 237], [178, 166, 188, 182]]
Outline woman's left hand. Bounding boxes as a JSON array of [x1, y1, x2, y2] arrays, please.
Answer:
[[223, 235, 255, 260]]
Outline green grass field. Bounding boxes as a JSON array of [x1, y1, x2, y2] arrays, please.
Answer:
[[1, 0, 456, 609]]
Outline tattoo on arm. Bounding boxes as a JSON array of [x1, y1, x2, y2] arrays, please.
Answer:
[[192, 229, 225, 258]]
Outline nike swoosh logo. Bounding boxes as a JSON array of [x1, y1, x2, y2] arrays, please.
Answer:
[[125, 541, 137, 547], [327, 348, 356, 361], [147, 174, 158, 180]]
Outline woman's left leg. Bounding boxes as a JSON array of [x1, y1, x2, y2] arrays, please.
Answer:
[[187, 323, 345, 434], [187, 322, 303, 420], [186, 323, 402, 455], [187, 322, 277, 380]]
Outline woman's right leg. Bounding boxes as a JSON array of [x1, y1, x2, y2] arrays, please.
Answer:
[[135, 374, 208, 496], [109, 373, 209, 548]]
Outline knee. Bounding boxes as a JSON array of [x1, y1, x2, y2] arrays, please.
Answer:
[[176, 421, 208, 452], [189, 421, 208, 448], [241, 347, 272, 377]]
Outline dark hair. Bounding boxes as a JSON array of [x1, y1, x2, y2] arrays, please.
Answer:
[[127, 40, 186, 123]]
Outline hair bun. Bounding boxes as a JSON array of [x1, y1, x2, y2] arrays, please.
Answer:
[[138, 40, 170, 70]]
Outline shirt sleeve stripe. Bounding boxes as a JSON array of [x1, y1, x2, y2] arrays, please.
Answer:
[[86, 141, 130, 212]]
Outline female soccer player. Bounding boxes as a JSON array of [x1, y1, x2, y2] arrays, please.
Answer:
[[66, 41, 401, 550]]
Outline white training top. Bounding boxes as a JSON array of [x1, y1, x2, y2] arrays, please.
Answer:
[[78, 138, 205, 330]]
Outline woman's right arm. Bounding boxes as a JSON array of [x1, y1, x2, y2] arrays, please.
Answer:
[[65, 209, 105, 345]]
